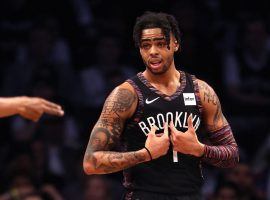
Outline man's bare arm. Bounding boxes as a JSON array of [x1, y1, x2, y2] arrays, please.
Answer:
[[0, 96, 64, 121], [198, 80, 239, 168], [83, 84, 150, 174], [199, 80, 228, 131]]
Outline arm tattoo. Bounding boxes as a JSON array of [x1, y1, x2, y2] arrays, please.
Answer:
[[88, 151, 146, 173], [200, 82, 218, 106], [96, 88, 136, 144], [198, 81, 238, 168], [89, 127, 111, 151], [199, 82, 228, 131], [103, 88, 136, 116], [84, 88, 144, 174]]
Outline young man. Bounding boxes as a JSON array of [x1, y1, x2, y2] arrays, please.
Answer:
[[0, 96, 64, 121], [83, 12, 239, 199]]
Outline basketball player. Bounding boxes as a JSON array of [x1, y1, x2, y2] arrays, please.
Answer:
[[0, 96, 64, 121], [83, 12, 239, 200]]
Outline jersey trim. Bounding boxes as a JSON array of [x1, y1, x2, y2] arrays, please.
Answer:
[[137, 70, 187, 101], [191, 75, 203, 117], [125, 79, 144, 129]]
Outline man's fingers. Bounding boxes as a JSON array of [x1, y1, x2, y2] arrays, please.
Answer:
[[148, 125, 158, 137], [170, 135, 175, 145], [43, 105, 64, 116], [169, 121, 177, 140], [41, 98, 64, 116], [169, 121, 178, 133], [42, 99, 61, 109], [42, 100, 64, 115], [22, 109, 41, 122], [162, 122, 169, 138], [187, 114, 194, 131]]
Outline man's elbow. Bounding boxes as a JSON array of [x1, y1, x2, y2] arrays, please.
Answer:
[[232, 152, 240, 168], [226, 157, 239, 168], [225, 149, 239, 168], [83, 161, 98, 175], [231, 146, 240, 167]]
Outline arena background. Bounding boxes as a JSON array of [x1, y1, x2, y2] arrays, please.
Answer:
[[0, 0, 270, 199]]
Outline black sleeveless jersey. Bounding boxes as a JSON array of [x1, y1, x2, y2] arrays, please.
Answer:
[[122, 71, 204, 195]]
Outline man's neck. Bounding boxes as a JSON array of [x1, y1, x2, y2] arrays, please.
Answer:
[[143, 65, 180, 87]]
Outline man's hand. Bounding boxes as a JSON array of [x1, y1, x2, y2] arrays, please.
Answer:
[[170, 115, 204, 157], [145, 123, 170, 160], [17, 96, 64, 122]]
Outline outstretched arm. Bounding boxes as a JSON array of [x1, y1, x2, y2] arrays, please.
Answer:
[[83, 83, 170, 175], [0, 96, 64, 121], [198, 80, 239, 168]]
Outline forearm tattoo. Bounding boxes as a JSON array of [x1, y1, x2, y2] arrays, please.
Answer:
[[84, 88, 145, 173], [90, 151, 147, 173], [199, 81, 228, 131]]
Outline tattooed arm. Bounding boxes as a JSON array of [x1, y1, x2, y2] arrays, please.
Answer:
[[83, 83, 150, 174], [198, 80, 239, 168]]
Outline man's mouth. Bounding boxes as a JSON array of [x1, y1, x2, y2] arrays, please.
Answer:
[[149, 60, 162, 69]]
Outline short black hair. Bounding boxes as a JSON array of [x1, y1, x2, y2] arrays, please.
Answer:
[[133, 11, 181, 49]]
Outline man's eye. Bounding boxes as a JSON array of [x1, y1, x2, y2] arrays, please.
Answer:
[[157, 42, 165, 48], [142, 44, 151, 49]]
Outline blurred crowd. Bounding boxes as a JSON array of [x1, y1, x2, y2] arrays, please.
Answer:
[[0, 0, 270, 199]]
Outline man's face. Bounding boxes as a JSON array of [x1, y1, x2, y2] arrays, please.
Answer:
[[139, 28, 179, 75]]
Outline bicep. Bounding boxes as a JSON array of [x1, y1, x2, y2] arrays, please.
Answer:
[[87, 86, 137, 152], [198, 80, 228, 132]]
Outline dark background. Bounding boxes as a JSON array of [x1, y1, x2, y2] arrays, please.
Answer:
[[0, 0, 270, 199]]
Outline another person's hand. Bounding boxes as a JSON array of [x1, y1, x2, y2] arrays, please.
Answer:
[[170, 115, 204, 157], [17, 96, 64, 122], [145, 123, 170, 160]]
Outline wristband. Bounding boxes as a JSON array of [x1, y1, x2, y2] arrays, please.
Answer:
[[144, 147, 153, 161]]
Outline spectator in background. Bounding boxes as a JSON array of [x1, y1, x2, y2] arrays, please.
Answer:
[[213, 181, 240, 200], [223, 18, 270, 110], [223, 162, 264, 200], [0, 173, 37, 200], [80, 34, 135, 108], [223, 18, 270, 156], [1, 20, 79, 106], [83, 175, 112, 200], [252, 133, 270, 200], [0, 172, 64, 200]]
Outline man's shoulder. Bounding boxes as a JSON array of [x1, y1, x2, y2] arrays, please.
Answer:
[[194, 79, 219, 103], [108, 82, 138, 119], [113, 82, 137, 97]]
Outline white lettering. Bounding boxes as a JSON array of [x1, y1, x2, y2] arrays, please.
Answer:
[[194, 117, 201, 131], [183, 112, 188, 128], [174, 111, 183, 128], [138, 111, 201, 135], [138, 122, 150, 136], [166, 112, 174, 124], [147, 117, 157, 129], [156, 113, 165, 129]]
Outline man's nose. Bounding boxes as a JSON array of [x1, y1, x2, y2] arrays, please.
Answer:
[[149, 45, 159, 56]]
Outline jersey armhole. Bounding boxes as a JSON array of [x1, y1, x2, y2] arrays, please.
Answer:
[[125, 80, 144, 128], [191, 75, 203, 118]]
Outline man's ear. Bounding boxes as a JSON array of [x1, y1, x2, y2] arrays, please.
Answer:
[[174, 41, 180, 52], [139, 47, 143, 54]]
